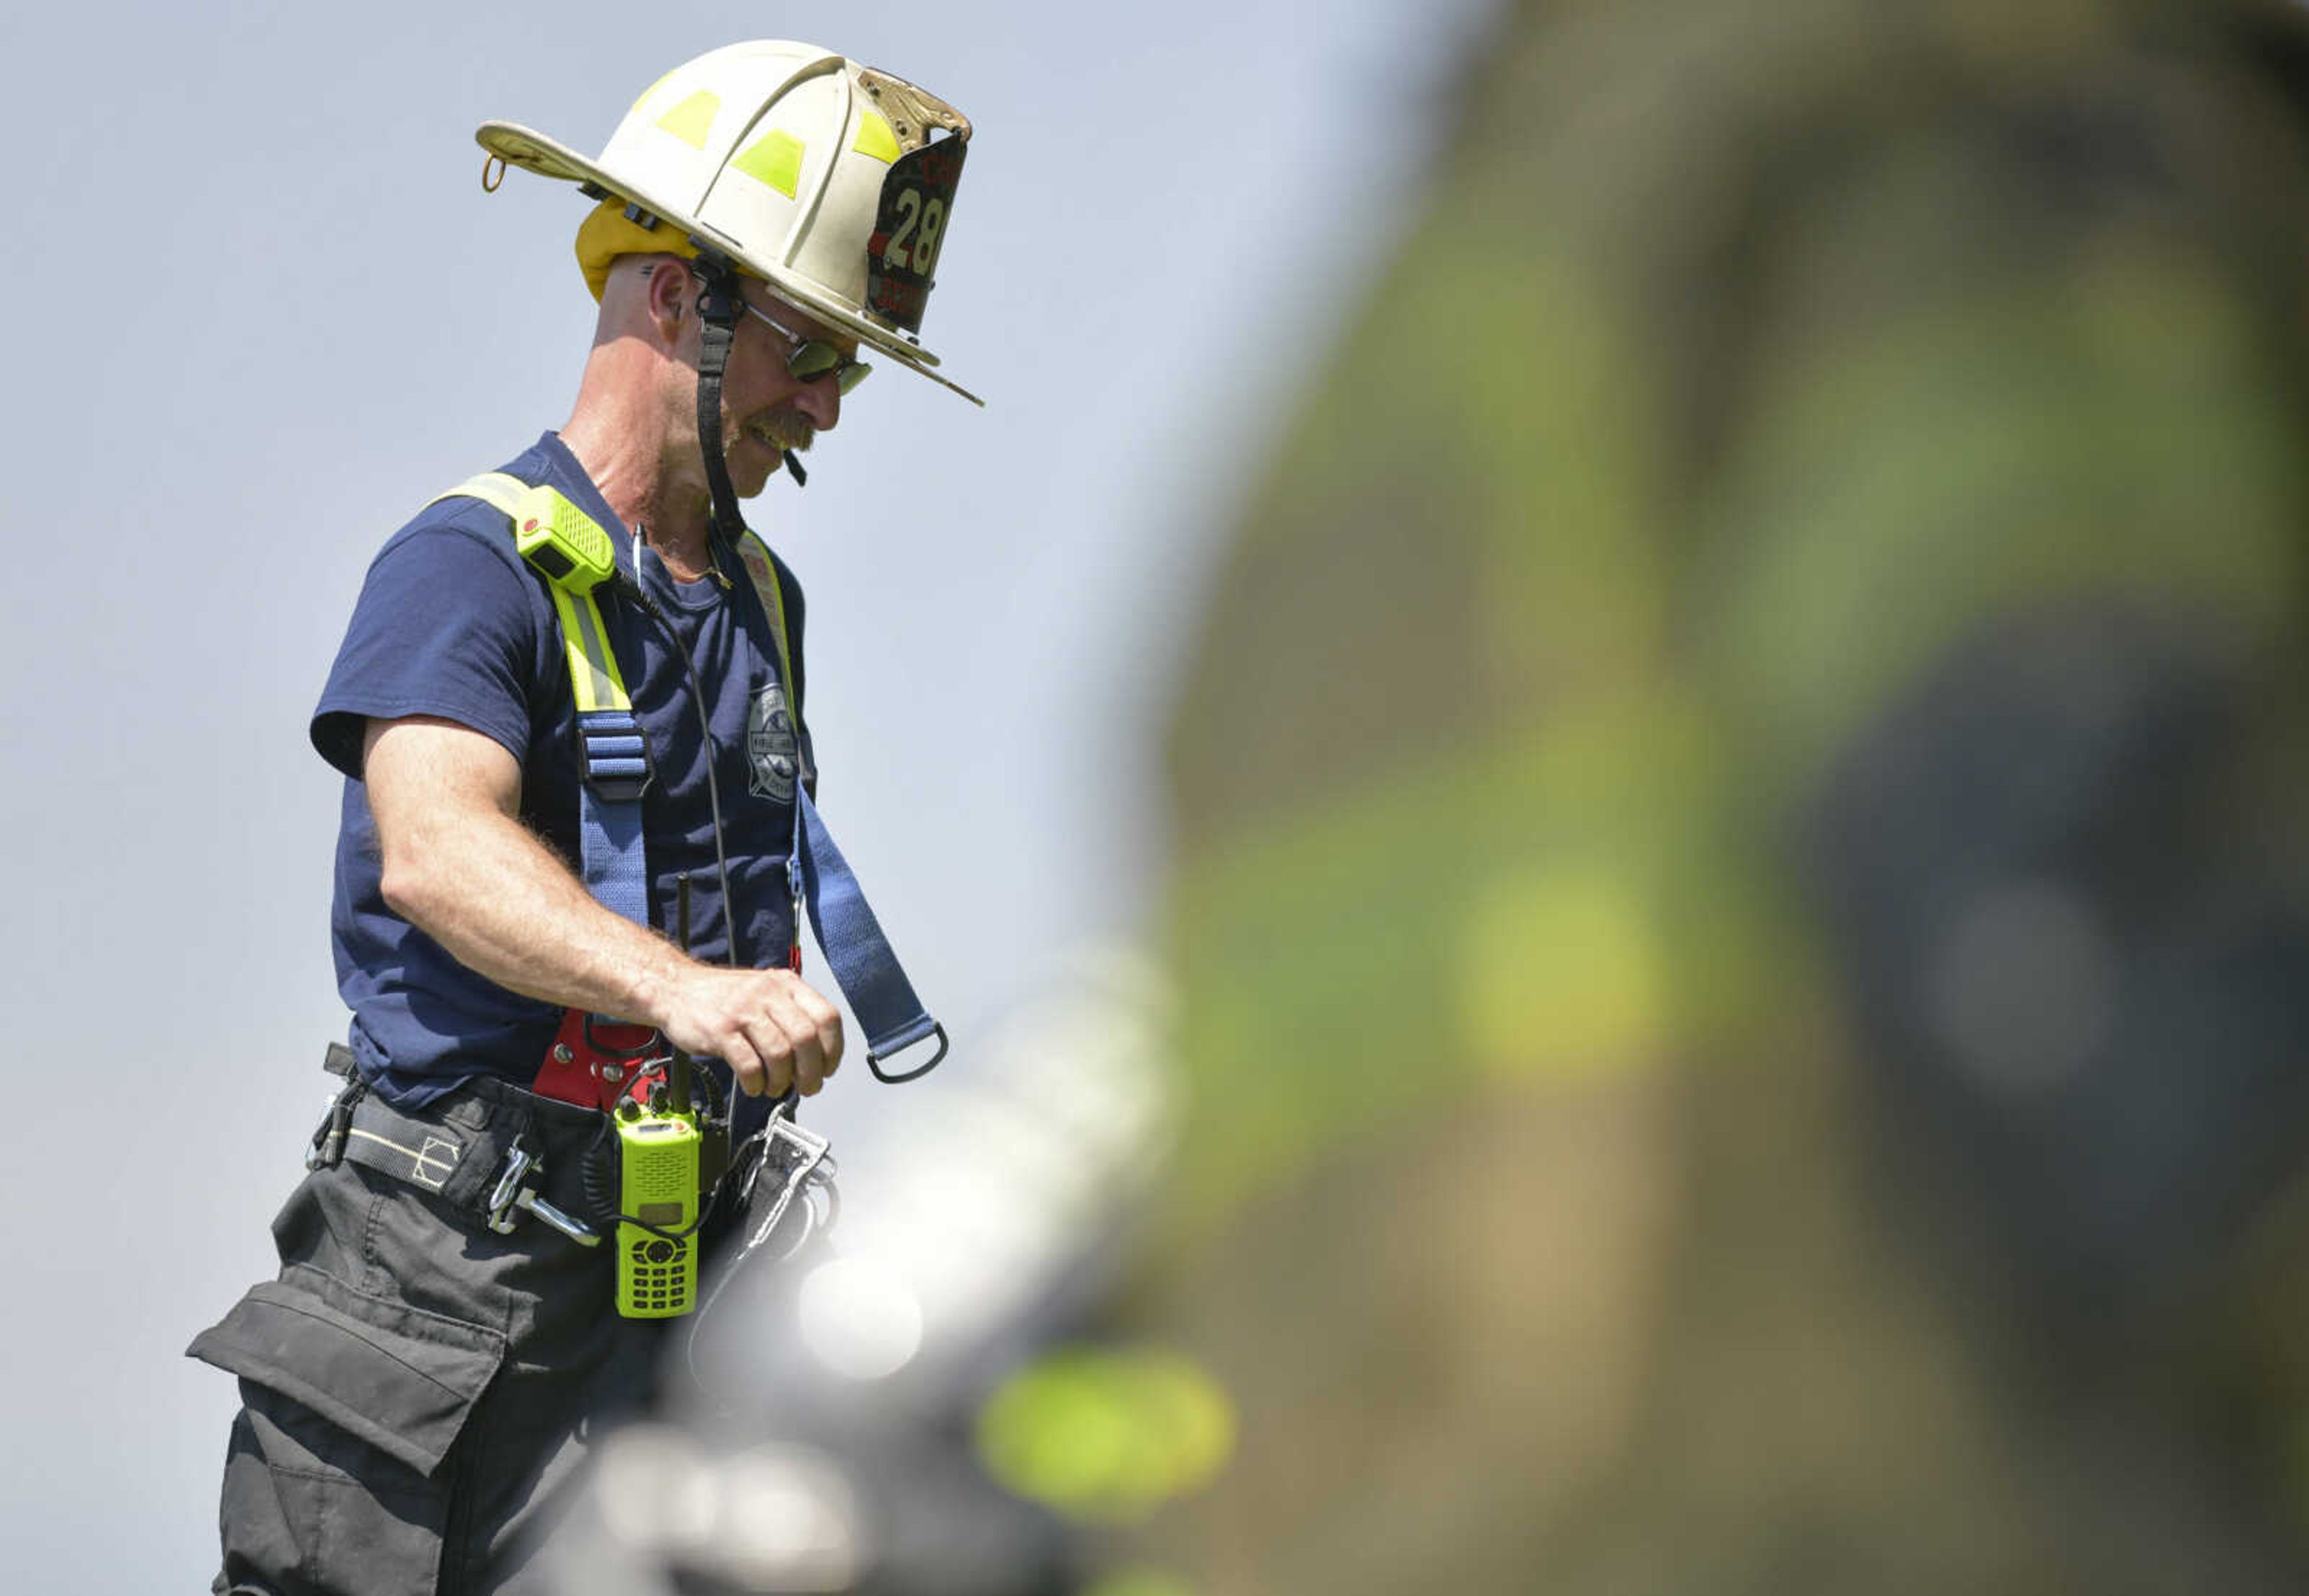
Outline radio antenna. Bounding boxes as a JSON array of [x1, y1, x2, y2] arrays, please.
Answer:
[[670, 873, 694, 1116]]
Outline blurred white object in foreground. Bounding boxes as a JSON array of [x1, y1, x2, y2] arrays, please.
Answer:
[[545, 945, 1180, 1595]]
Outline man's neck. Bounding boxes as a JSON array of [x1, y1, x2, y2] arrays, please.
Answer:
[[559, 350, 718, 582]]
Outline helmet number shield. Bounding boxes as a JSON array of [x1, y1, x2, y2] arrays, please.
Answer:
[[866, 136, 966, 334]]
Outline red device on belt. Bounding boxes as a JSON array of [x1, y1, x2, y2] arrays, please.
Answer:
[[532, 1008, 663, 1111]]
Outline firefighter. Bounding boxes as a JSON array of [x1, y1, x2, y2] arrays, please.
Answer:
[[189, 40, 975, 1594]]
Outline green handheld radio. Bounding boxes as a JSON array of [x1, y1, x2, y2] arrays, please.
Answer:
[[615, 873, 705, 1321], [615, 1102, 701, 1318], [511, 483, 618, 592]]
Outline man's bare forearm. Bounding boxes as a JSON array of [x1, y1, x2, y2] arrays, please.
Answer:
[[363, 714, 842, 1095], [379, 797, 689, 1027]]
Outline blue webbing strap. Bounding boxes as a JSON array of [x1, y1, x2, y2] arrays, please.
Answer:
[[573, 708, 652, 927], [441, 471, 945, 1083], [723, 528, 945, 1082], [790, 785, 947, 1082]]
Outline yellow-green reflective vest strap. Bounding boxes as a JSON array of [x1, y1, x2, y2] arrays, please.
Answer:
[[426, 473, 635, 714], [736, 532, 799, 718], [548, 583, 633, 713], [425, 471, 527, 517]]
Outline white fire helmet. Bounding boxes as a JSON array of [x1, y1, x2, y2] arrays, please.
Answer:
[[478, 41, 980, 405]]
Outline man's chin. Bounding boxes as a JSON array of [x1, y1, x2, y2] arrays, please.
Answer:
[[724, 445, 781, 499]]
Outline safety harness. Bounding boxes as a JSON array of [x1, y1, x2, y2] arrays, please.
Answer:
[[431, 468, 948, 1094]]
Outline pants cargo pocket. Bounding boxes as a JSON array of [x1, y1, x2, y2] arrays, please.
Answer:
[[190, 1262, 506, 1596]]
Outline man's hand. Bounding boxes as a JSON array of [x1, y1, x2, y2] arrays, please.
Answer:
[[653, 964, 845, 1097], [364, 714, 844, 1095]]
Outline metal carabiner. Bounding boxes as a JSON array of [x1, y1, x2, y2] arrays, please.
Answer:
[[486, 1141, 602, 1246], [486, 1144, 538, 1232]]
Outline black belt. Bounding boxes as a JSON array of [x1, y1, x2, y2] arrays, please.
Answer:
[[307, 1044, 606, 1246]]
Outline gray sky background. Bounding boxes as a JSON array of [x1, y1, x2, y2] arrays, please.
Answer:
[[0, 0, 1491, 1584]]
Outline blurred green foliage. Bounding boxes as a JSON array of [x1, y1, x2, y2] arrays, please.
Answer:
[[979, 1347, 1235, 1526], [1139, 1, 2309, 1591]]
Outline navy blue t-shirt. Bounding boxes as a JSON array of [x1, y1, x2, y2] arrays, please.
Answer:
[[314, 433, 815, 1108]]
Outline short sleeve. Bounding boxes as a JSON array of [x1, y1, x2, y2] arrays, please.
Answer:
[[310, 515, 544, 779]]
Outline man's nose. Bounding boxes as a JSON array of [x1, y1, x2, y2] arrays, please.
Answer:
[[793, 373, 841, 432]]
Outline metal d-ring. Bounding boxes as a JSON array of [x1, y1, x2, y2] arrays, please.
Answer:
[[867, 1022, 948, 1085]]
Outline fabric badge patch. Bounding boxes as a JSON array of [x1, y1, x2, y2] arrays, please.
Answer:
[[748, 680, 802, 803]]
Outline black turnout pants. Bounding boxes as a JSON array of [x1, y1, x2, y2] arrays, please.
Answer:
[[191, 1078, 676, 1596]]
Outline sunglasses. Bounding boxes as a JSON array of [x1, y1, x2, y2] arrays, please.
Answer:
[[740, 296, 872, 395]]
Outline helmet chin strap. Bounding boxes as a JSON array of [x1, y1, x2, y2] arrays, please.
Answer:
[[689, 255, 754, 542]]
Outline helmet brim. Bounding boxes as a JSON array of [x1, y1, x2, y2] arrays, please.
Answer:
[[479, 120, 983, 407]]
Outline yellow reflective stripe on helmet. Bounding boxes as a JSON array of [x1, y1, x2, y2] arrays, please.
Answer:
[[732, 129, 806, 198], [425, 471, 526, 516], [655, 89, 722, 150], [628, 67, 678, 117], [853, 111, 900, 165], [548, 584, 633, 713]]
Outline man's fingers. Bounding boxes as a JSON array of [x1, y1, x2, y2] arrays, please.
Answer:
[[796, 987, 845, 1075], [772, 995, 829, 1095], [746, 1001, 830, 1097], [667, 969, 845, 1096], [738, 1014, 793, 1097], [752, 980, 839, 1094], [717, 1030, 770, 1098]]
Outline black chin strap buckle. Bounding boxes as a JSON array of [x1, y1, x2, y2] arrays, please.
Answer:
[[691, 257, 741, 329]]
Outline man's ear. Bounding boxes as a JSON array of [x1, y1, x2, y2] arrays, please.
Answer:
[[640, 256, 694, 345]]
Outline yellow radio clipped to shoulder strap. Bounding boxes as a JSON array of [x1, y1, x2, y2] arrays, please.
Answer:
[[431, 472, 796, 725], [432, 473, 616, 595], [428, 473, 634, 713], [510, 483, 618, 595]]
